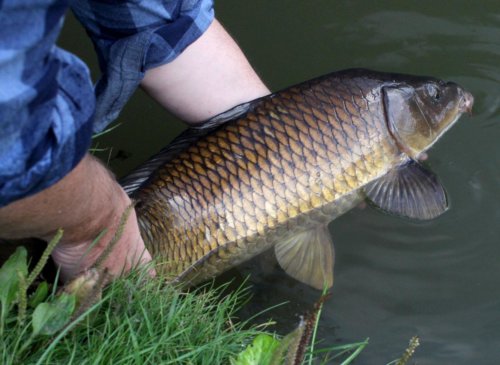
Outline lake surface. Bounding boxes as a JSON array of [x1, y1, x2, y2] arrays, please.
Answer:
[[60, 1, 499, 363]]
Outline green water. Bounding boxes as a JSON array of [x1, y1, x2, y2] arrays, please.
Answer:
[[60, 1, 499, 363]]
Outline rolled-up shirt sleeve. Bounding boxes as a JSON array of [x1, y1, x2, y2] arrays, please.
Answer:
[[0, 1, 95, 208], [71, 0, 214, 132], [0, 0, 214, 208]]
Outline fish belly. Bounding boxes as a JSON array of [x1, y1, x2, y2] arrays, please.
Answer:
[[162, 190, 364, 286]]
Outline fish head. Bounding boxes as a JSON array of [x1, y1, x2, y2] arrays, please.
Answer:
[[382, 77, 473, 158]]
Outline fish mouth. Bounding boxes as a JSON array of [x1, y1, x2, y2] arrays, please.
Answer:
[[459, 90, 474, 114]]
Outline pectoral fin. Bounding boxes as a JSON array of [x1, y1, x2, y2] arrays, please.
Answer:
[[364, 159, 448, 220], [274, 225, 334, 290]]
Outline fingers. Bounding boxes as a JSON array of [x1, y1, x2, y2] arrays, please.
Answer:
[[52, 194, 155, 282], [92, 205, 156, 279]]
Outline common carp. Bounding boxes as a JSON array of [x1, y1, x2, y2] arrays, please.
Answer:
[[120, 69, 473, 289]]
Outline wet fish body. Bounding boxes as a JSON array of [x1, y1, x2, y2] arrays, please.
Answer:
[[122, 69, 473, 289]]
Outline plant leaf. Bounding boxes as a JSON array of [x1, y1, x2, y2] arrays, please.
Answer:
[[0, 247, 28, 319], [28, 281, 49, 308], [232, 334, 281, 365], [32, 293, 76, 336]]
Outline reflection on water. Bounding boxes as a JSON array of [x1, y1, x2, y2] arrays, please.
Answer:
[[60, 1, 499, 364]]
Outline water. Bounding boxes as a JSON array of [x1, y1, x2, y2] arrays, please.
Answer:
[[60, 1, 499, 363]]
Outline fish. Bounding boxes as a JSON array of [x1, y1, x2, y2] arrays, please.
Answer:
[[120, 68, 473, 290]]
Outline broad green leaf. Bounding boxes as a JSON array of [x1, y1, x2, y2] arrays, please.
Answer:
[[32, 293, 76, 336], [28, 281, 49, 308], [0, 247, 28, 319], [231, 334, 281, 365]]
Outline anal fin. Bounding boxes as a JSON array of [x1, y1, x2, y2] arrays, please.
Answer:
[[274, 225, 334, 290]]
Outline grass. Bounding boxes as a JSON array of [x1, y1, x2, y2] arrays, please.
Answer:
[[0, 237, 369, 365], [0, 225, 418, 365], [38, 280, 264, 364], [1, 258, 265, 364]]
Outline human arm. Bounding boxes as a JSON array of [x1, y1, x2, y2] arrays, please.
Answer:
[[0, 154, 151, 281], [1, 2, 268, 282], [0, 2, 148, 281], [141, 19, 269, 124]]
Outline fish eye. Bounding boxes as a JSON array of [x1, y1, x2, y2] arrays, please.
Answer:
[[426, 84, 441, 101]]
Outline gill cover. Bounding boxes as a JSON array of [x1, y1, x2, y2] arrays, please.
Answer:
[[382, 80, 466, 159], [383, 85, 427, 158]]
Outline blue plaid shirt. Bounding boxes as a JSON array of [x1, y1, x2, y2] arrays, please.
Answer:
[[0, 0, 214, 207]]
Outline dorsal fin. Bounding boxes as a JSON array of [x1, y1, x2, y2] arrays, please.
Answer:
[[119, 100, 257, 195]]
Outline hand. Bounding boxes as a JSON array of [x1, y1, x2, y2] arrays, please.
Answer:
[[0, 154, 153, 282], [50, 184, 152, 281]]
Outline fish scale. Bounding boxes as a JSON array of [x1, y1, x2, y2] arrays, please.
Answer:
[[133, 72, 402, 284]]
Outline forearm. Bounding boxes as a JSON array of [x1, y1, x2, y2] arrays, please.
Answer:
[[0, 155, 116, 241], [0, 154, 149, 280], [141, 19, 270, 124]]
